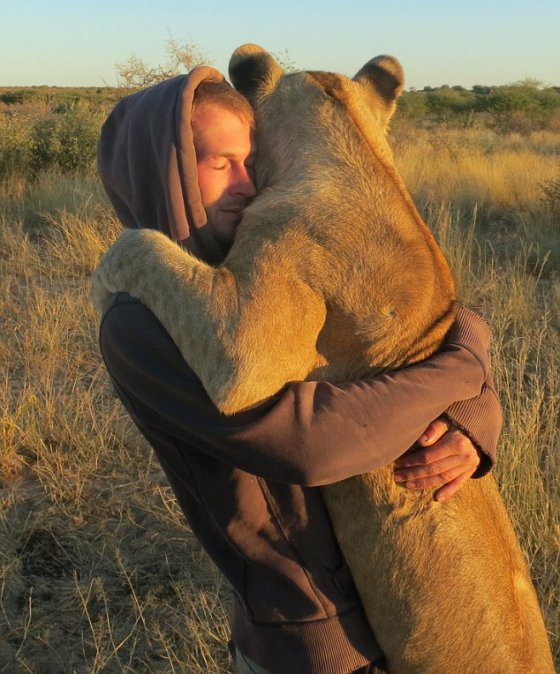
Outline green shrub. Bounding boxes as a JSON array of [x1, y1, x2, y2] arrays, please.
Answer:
[[478, 85, 560, 134], [30, 103, 104, 173], [397, 91, 427, 121]]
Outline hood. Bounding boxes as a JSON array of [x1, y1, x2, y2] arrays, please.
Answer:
[[97, 66, 225, 263]]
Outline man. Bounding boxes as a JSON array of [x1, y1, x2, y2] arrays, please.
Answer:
[[96, 67, 502, 673]]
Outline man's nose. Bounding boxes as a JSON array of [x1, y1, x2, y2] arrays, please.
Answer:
[[231, 165, 257, 199]]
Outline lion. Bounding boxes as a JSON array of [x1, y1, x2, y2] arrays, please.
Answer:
[[92, 45, 554, 673]]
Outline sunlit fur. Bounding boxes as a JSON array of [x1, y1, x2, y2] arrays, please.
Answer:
[[92, 45, 554, 673]]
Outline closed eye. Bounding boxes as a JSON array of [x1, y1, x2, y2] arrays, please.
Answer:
[[208, 158, 229, 170]]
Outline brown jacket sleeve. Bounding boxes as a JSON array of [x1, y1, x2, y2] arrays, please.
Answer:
[[99, 294, 500, 486]]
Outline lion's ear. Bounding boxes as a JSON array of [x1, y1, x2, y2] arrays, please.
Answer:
[[353, 55, 404, 113], [229, 44, 283, 103]]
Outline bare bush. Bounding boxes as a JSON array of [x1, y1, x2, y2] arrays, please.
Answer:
[[115, 38, 208, 89]]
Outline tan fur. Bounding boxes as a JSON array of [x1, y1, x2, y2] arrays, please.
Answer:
[[92, 46, 554, 673]]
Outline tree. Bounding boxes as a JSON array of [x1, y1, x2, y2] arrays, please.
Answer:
[[115, 37, 208, 89]]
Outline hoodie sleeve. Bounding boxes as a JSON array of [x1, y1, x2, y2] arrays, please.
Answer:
[[99, 293, 500, 487]]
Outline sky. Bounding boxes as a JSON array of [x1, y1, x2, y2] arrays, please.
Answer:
[[1, 0, 559, 90]]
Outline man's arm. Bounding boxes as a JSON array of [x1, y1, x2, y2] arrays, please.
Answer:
[[99, 293, 501, 487]]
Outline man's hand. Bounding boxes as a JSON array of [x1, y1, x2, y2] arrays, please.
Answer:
[[393, 417, 481, 502]]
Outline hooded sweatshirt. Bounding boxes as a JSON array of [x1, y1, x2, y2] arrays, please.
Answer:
[[97, 70, 502, 673], [98, 66, 226, 263]]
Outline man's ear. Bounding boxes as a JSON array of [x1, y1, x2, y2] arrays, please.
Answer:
[[229, 44, 283, 104], [353, 55, 404, 118]]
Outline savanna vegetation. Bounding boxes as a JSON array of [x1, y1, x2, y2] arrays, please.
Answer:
[[0, 69, 559, 672]]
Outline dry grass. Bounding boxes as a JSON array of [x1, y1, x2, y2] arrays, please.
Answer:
[[394, 125, 560, 226], [0, 176, 233, 673], [1, 128, 559, 672]]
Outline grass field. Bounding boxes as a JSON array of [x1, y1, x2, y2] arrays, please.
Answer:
[[0, 122, 559, 672]]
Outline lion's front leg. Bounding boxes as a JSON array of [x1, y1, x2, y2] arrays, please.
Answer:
[[92, 228, 217, 341], [92, 228, 326, 414], [91, 228, 202, 316]]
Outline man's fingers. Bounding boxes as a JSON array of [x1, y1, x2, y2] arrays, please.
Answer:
[[394, 442, 479, 484], [393, 454, 465, 483], [417, 416, 450, 447], [393, 463, 467, 491], [393, 418, 452, 469], [434, 470, 472, 502], [395, 427, 478, 469], [394, 441, 457, 469]]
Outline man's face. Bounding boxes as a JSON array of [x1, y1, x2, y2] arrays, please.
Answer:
[[192, 103, 256, 251]]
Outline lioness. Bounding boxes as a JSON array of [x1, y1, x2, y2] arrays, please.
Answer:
[[93, 45, 554, 673]]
